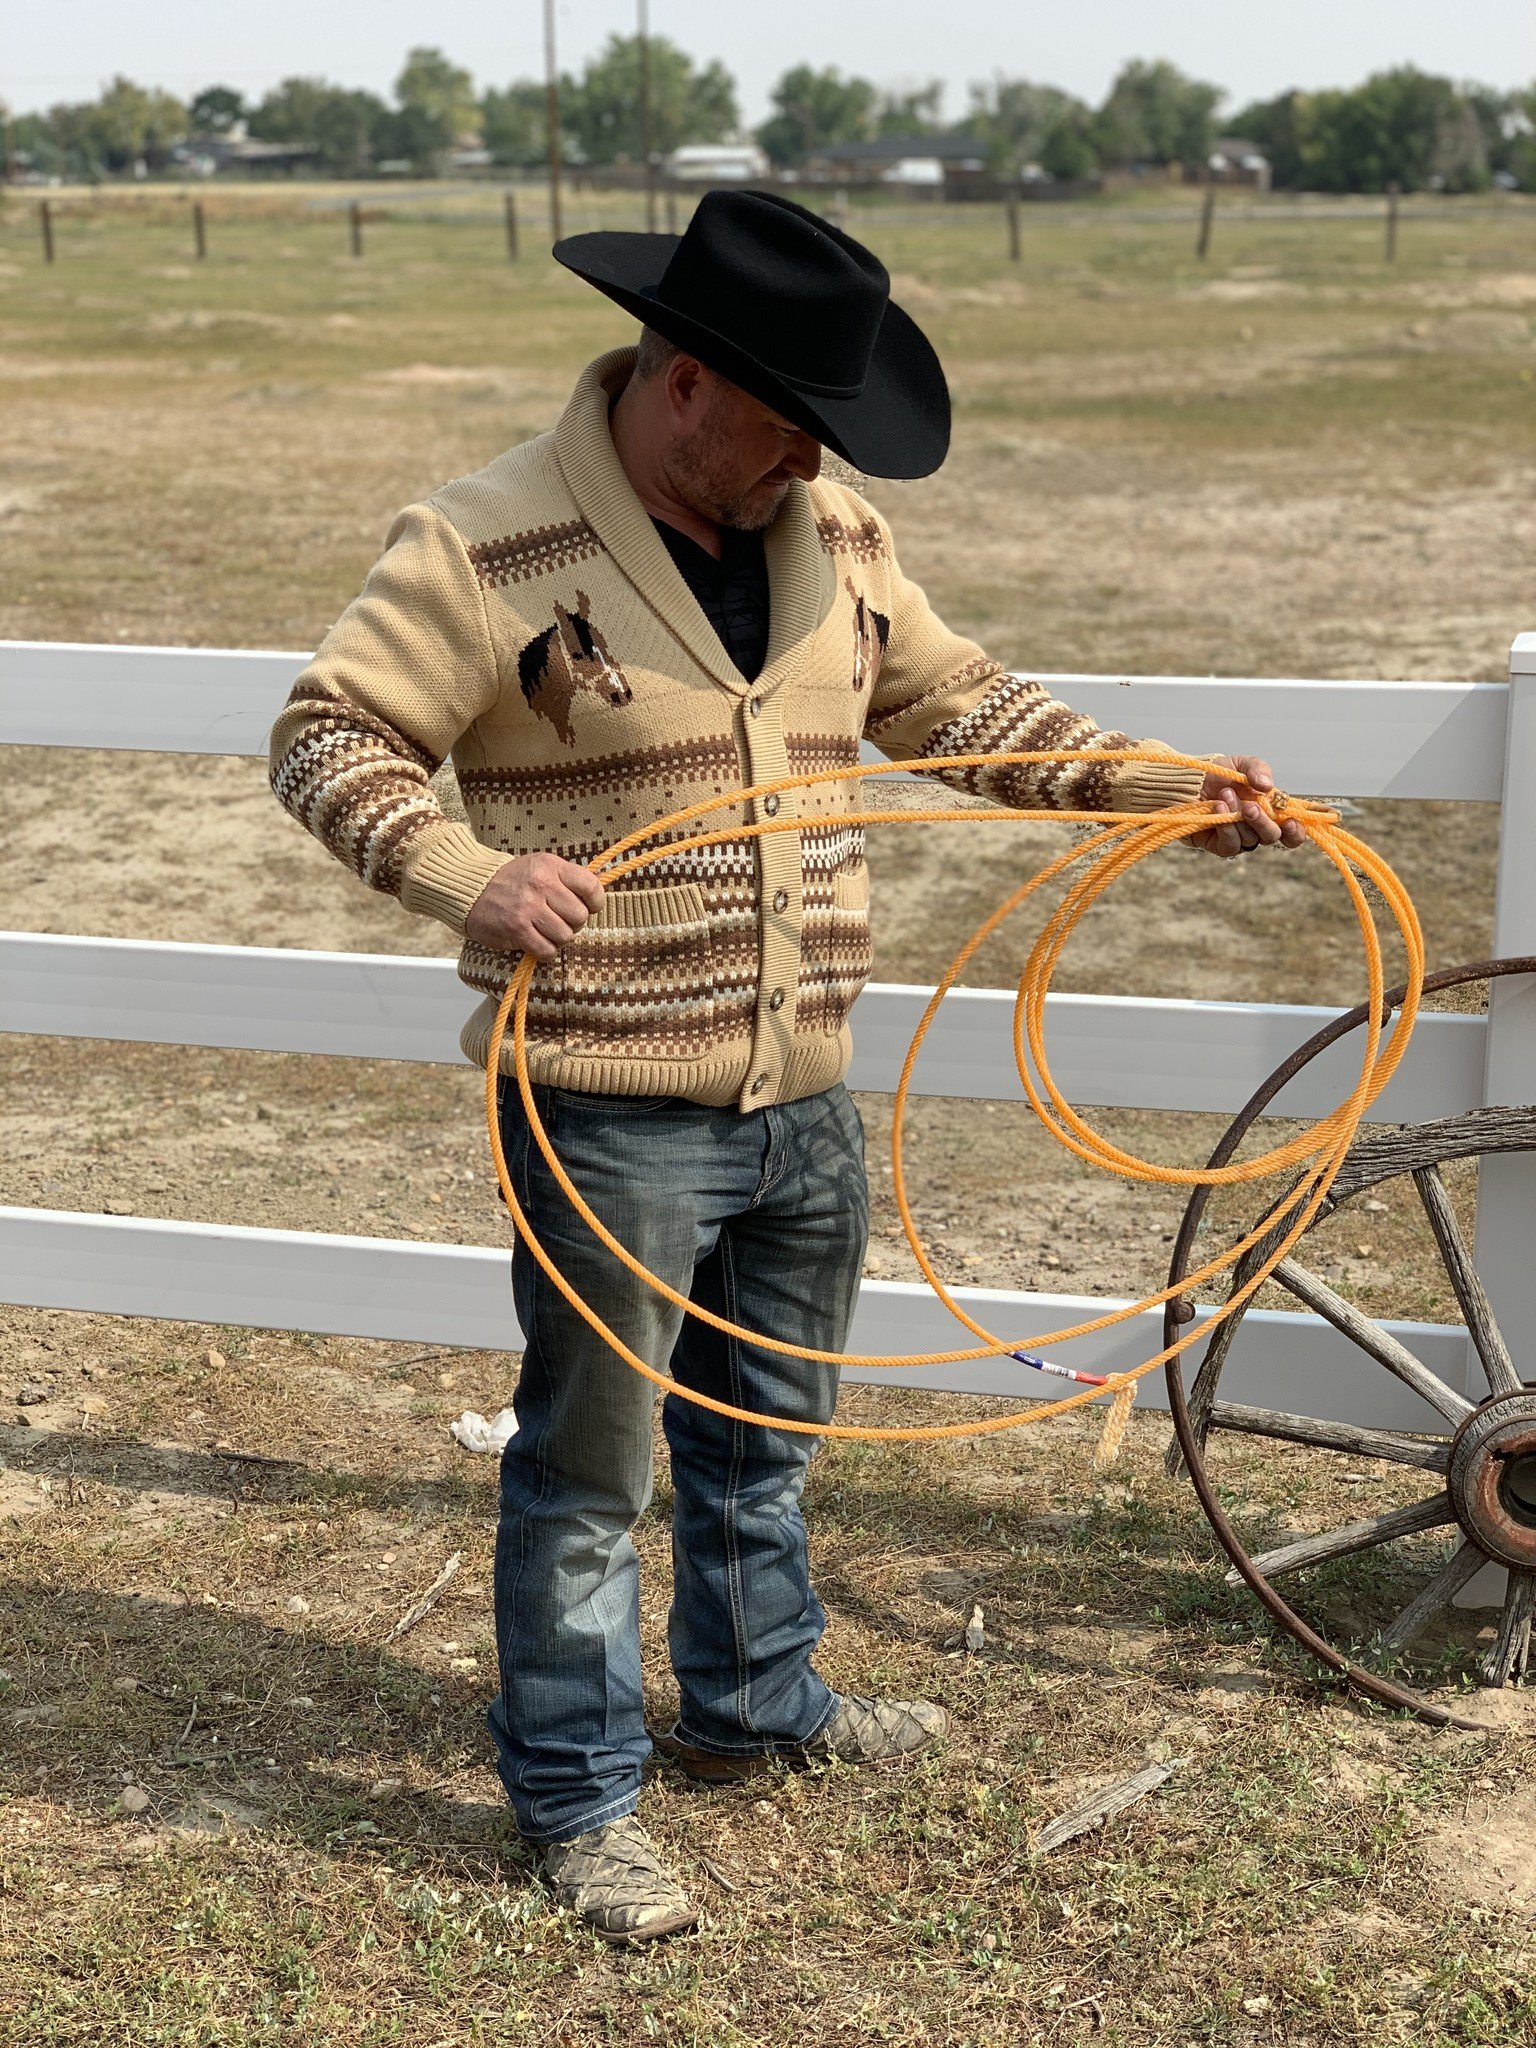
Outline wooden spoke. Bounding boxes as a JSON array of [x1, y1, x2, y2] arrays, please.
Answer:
[[1225, 1491, 1456, 1587], [1377, 1540, 1487, 1653], [1411, 1166, 1522, 1398], [1273, 1257, 1476, 1427], [1479, 1572, 1535, 1687], [1326, 1106, 1536, 1206], [1208, 1400, 1450, 1474]]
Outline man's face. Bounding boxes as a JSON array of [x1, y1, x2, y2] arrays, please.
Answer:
[[662, 364, 823, 532]]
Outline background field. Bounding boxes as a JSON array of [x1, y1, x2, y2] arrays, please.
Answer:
[[3, 186, 1535, 2045]]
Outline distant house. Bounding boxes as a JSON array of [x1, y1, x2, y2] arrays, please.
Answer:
[[1206, 138, 1271, 190], [806, 135, 987, 185], [664, 144, 770, 184], [880, 157, 946, 188], [181, 121, 316, 177], [803, 133, 991, 197]]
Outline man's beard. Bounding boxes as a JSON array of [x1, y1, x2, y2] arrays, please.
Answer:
[[662, 393, 790, 532]]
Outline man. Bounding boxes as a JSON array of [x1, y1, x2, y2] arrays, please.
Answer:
[[268, 190, 1298, 1945]]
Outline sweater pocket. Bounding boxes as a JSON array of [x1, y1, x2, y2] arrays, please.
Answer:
[[560, 881, 719, 1059], [799, 859, 873, 1037]]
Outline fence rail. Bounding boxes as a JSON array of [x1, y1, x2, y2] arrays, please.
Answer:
[[0, 1205, 1473, 1424], [4, 633, 1534, 1423], [0, 933, 1489, 1123], [0, 641, 1510, 797]]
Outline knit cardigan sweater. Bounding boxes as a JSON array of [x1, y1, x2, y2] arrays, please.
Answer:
[[269, 347, 1203, 1111]]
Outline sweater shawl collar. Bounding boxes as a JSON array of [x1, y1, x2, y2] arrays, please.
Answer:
[[552, 347, 831, 698]]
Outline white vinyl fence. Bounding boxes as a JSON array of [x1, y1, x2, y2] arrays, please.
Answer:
[[3, 635, 1534, 1429]]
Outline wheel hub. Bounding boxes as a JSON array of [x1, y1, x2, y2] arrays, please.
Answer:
[[1449, 1390, 1536, 1571]]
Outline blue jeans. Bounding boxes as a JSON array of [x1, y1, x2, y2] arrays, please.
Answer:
[[487, 1076, 870, 1843]]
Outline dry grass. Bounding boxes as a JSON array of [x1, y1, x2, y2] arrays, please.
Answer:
[[3, 188, 1536, 2045]]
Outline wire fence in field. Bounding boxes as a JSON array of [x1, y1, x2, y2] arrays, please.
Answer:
[[4, 179, 1533, 278]]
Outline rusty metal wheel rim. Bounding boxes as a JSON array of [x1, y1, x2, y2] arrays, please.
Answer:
[[1163, 956, 1536, 1731]]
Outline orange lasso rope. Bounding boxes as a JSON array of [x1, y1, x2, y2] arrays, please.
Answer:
[[480, 751, 1424, 1449]]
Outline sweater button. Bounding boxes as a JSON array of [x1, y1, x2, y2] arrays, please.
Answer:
[[748, 697, 762, 718], [762, 793, 780, 817], [750, 1073, 768, 1096], [772, 888, 789, 914], [768, 987, 785, 1012]]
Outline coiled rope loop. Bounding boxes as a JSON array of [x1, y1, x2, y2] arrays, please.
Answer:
[[481, 751, 1424, 1449]]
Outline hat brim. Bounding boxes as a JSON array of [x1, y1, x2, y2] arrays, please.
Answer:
[[553, 230, 950, 482]]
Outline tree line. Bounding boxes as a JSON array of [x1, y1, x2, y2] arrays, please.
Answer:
[[8, 41, 1535, 193]]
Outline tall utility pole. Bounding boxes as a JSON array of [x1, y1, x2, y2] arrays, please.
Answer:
[[543, 0, 563, 241], [638, 0, 657, 232]]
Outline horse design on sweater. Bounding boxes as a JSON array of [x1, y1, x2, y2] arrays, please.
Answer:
[[846, 577, 890, 694], [517, 592, 634, 745]]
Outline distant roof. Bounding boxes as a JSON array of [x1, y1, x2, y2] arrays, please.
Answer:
[[1213, 137, 1269, 157], [667, 144, 767, 163], [810, 134, 988, 165], [196, 133, 315, 163]]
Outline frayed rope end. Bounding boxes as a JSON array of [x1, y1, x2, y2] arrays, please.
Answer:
[[1093, 1379, 1137, 1470]]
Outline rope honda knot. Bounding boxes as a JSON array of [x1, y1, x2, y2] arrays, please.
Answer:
[[483, 746, 1424, 1456], [1264, 790, 1337, 828]]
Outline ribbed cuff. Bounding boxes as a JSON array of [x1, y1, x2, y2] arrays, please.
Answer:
[[399, 821, 513, 937], [1108, 757, 1206, 812]]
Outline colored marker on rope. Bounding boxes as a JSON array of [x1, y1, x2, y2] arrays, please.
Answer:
[[1009, 1349, 1109, 1388], [1009, 1352, 1134, 1466]]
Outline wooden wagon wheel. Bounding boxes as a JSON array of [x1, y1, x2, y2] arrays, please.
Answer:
[[1162, 957, 1536, 1729]]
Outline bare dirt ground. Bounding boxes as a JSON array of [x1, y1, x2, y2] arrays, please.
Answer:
[[3, 191, 1535, 2045]]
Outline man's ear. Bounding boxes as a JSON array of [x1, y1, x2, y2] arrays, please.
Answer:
[[662, 352, 708, 425]]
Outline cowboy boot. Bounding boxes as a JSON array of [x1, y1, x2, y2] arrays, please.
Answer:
[[655, 1691, 950, 1784], [536, 1815, 700, 1944]]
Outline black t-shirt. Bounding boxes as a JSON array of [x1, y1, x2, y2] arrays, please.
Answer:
[[652, 517, 771, 684]]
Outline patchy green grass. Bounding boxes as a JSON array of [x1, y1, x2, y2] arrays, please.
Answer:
[[3, 1345, 1533, 2047]]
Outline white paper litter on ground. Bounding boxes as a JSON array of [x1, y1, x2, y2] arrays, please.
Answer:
[[450, 1408, 519, 1454]]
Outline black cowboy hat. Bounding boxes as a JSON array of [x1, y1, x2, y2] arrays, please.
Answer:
[[552, 188, 949, 480]]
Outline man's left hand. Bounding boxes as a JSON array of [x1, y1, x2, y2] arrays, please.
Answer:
[[1188, 755, 1306, 859]]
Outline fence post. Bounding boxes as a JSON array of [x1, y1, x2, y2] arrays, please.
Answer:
[[39, 198, 54, 264], [349, 200, 363, 258], [665, 188, 678, 235], [1385, 180, 1400, 263], [1469, 632, 1536, 1397], [1195, 184, 1216, 260], [504, 189, 519, 261], [193, 199, 207, 261], [1006, 193, 1021, 261]]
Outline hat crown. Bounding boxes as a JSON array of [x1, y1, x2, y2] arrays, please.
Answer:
[[656, 190, 889, 399]]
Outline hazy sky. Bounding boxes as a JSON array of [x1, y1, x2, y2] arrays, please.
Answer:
[[5, 2, 1533, 122]]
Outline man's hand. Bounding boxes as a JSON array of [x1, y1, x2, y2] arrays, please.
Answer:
[[1187, 755, 1306, 860], [464, 853, 605, 960]]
